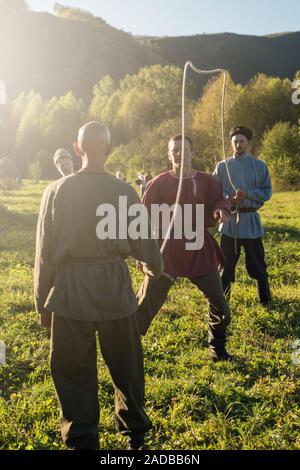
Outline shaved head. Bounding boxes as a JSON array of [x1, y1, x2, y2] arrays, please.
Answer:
[[77, 121, 111, 158]]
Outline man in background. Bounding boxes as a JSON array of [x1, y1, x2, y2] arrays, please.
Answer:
[[213, 126, 272, 305], [53, 148, 74, 177]]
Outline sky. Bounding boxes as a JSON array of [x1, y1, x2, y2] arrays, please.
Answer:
[[27, 0, 300, 37]]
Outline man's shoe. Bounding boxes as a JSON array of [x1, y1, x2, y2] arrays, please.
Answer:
[[127, 435, 145, 451], [127, 443, 145, 451], [257, 279, 272, 306]]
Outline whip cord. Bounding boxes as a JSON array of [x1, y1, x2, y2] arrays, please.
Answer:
[[160, 61, 236, 257]]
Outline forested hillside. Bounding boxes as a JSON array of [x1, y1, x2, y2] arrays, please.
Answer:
[[1, 2, 300, 100]]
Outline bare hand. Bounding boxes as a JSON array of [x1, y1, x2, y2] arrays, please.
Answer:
[[234, 188, 247, 201], [39, 312, 52, 330], [214, 209, 229, 224], [136, 261, 144, 273]]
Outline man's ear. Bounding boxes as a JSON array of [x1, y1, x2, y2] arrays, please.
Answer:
[[73, 142, 83, 158]]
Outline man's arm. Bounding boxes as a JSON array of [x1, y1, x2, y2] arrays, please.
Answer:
[[34, 185, 56, 325], [213, 163, 232, 199], [209, 176, 231, 224], [246, 162, 272, 203], [127, 185, 164, 280]]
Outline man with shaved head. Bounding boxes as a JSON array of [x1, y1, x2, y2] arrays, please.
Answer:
[[34, 121, 163, 450]]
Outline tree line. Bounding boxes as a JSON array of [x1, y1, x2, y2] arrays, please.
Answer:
[[0, 64, 299, 188]]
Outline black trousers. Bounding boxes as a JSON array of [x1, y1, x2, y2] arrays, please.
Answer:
[[220, 234, 271, 303], [50, 313, 151, 450], [136, 271, 231, 352]]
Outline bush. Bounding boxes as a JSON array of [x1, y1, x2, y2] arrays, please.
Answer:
[[260, 122, 300, 190]]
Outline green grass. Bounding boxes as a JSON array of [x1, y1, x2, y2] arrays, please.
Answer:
[[0, 181, 299, 450]]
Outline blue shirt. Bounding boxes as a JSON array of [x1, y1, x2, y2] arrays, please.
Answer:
[[213, 153, 272, 239]]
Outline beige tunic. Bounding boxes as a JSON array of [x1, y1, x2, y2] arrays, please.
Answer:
[[34, 172, 163, 321]]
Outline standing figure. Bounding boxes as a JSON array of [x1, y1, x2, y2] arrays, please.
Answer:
[[135, 172, 148, 197], [53, 148, 74, 177], [35, 121, 163, 450], [136, 134, 233, 362], [213, 126, 272, 305]]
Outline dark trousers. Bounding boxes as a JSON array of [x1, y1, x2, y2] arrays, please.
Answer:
[[136, 271, 231, 352], [220, 234, 271, 304], [50, 313, 151, 450]]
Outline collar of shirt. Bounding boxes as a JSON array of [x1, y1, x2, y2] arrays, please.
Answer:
[[168, 170, 197, 180], [232, 152, 250, 161]]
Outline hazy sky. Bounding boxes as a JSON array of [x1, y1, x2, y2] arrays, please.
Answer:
[[27, 0, 300, 37]]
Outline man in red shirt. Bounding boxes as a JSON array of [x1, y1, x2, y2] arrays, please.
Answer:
[[136, 135, 233, 362]]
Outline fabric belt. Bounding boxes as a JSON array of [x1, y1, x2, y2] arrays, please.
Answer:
[[238, 208, 258, 213], [61, 256, 121, 266]]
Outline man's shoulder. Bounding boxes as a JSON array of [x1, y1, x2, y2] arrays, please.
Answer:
[[55, 173, 132, 192], [145, 171, 170, 189], [196, 171, 219, 187], [42, 177, 66, 198], [196, 171, 218, 184], [215, 158, 233, 172], [150, 171, 170, 183], [247, 154, 268, 170], [44, 174, 78, 197]]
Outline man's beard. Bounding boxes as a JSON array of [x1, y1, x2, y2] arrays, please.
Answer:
[[234, 149, 245, 156]]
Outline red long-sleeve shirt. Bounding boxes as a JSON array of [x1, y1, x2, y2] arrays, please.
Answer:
[[142, 171, 231, 278]]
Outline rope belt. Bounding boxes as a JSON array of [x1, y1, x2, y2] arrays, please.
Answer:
[[233, 207, 258, 254]]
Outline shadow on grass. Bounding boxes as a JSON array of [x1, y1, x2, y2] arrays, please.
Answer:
[[264, 224, 300, 241], [265, 298, 300, 338], [0, 360, 35, 400]]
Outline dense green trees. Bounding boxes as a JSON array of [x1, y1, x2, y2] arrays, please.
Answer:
[[1, 64, 300, 188], [4, 91, 85, 178], [89, 65, 193, 145], [229, 75, 300, 148], [260, 122, 300, 189]]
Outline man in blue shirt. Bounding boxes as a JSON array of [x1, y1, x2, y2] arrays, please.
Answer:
[[213, 126, 272, 305]]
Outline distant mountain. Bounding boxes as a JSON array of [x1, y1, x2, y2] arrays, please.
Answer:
[[0, 10, 159, 100], [148, 32, 300, 86], [1, 9, 300, 101]]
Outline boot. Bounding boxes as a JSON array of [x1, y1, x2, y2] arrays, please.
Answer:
[[222, 280, 232, 301], [257, 278, 272, 306], [127, 433, 145, 450], [210, 349, 233, 363], [208, 327, 232, 363]]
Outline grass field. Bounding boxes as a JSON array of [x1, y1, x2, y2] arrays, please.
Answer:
[[0, 181, 299, 450]]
